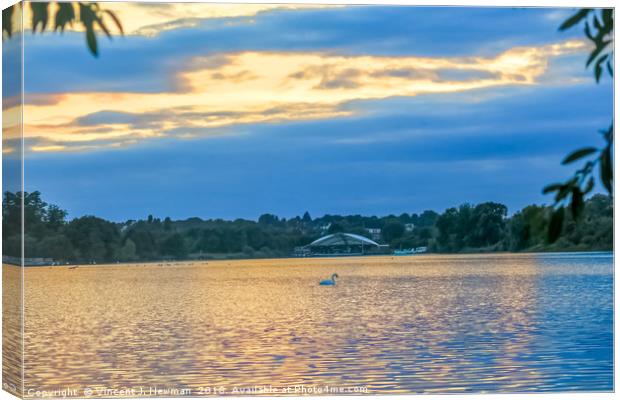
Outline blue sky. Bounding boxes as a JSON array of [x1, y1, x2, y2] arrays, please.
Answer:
[[5, 4, 613, 221]]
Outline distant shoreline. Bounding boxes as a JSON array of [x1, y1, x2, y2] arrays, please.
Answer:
[[4, 249, 613, 268], [4, 192, 611, 268]]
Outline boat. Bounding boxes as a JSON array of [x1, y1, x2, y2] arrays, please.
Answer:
[[393, 247, 428, 256], [394, 249, 415, 256]]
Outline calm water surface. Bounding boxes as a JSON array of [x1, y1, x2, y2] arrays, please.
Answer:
[[9, 252, 614, 395]]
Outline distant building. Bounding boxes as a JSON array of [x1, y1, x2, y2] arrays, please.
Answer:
[[404, 223, 415, 232], [294, 233, 390, 257], [294, 246, 312, 257], [366, 228, 382, 241], [319, 223, 332, 233]]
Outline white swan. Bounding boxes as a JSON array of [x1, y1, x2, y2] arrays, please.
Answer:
[[320, 273, 339, 286]]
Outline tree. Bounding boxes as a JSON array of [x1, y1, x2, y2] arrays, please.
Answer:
[[398, 213, 411, 223], [506, 205, 547, 251], [3, 190, 612, 262], [126, 229, 158, 259], [3, 235, 21, 259], [544, 8, 613, 242], [23, 234, 40, 258], [45, 205, 68, 231], [2, 191, 22, 243], [2, 191, 68, 257], [2, 2, 123, 57], [63, 216, 121, 262], [391, 225, 434, 250], [434, 203, 507, 252], [382, 222, 405, 243], [417, 210, 439, 227], [117, 238, 137, 261], [163, 217, 172, 231], [23, 191, 47, 227], [161, 233, 187, 258], [197, 230, 221, 253], [245, 226, 267, 249], [435, 207, 461, 252], [37, 234, 74, 261], [258, 213, 279, 225], [467, 202, 507, 248], [327, 222, 345, 234]]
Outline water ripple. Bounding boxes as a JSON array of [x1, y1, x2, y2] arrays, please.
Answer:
[[4, 252, 612, 395]]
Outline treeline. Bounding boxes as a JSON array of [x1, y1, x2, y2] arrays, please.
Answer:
[[1, 191, 612, 264]]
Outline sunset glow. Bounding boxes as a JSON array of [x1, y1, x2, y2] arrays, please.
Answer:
[[18, 40, 586, 153]]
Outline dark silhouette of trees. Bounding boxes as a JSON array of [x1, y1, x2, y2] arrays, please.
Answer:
[[258, 213, 280, 226], [327, 223, 345, 234], [2, 1, 123, 56], [468, 202, 508, 248], [2, 191, 611, 264], [161, 233, 186, 258], [63, 216, 121, 261], [382, 221, 405, 243], [545, 8, 613, 241]]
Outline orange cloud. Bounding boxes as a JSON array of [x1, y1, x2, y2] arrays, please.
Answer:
[[18, 40, 586, 153], [19, 2, 341, 37]]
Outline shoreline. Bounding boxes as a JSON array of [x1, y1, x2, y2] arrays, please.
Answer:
[[4, 250, 613, 268]]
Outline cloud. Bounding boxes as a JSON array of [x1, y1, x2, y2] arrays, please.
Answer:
[[25, 82, 612, 221], [20, 39, 586, 153], [18, 2, 341, 37], [21, 7, 586, 96]]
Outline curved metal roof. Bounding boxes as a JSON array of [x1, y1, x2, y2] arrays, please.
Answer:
[[308, 233, 380, 247]]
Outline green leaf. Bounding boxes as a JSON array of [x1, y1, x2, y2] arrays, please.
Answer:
[[79, 4, 95, 27], [79, 4, 98, 57], [548, 207, 564, 243], [2, 6, 13, 38], [54, 3, 76, 32], [31, 2, 49, 33], [561, 147, 598, 164], [86, 28, 98, 57], [555, 182, 573, 203], [559, 8, 592, 31], [584, 22, 594, 40], [593, 14, 602, 31], [542, 183, 563, 194], [104, 10, 124, 35], [586, 40, 611, 67], [600, 145, 612, 194], [602, 9, 613, 26], [584, 176, 595, 194], [570, 187, 584, 218], [606, 59, 613, 77], [95, 16, 112, 39], [599, 123, 613, 143], [595, 59, 603, 82]]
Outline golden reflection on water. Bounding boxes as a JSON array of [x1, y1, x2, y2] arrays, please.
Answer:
[[10, 253, 613, 396], [3, 264, 23, 397]]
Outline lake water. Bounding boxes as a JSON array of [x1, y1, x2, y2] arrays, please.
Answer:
[[4, 252, 614, 396]]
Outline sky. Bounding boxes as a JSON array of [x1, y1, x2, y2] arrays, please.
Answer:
[[2, 3, 614, 221]]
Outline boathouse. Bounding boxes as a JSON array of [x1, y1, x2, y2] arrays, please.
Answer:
[[295, 233, 390, 257]]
